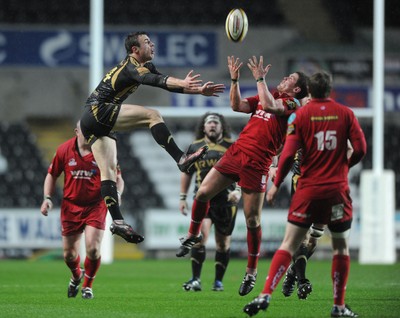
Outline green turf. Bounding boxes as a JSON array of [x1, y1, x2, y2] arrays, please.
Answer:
[[0, 258, 399, 317]]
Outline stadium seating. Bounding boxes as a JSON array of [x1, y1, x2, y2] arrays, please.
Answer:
[[0, 123, 164, 213], [2, 0, 398, 29], [0, 122, 54, 207]]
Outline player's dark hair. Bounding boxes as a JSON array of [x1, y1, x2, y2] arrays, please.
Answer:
[[125, 31, 148, 53], [194, 112, 232, 140], [309, 71, 332, 98], [294, 71, 309, 100]]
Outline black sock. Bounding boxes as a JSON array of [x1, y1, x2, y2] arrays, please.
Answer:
[[293, 244, 308, 281], [150, 123, 183, 162], [101, 180, 123, 220], [215, 249, 230, 281], [191, 245, 206, 279]]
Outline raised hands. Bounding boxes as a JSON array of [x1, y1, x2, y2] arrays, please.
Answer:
[[228, 55, 243, 80], [247, 56, 271, 82]]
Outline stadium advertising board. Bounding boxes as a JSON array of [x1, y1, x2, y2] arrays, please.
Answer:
[[0, 209, 61, 248], [1, 209, 399, 254], [0, 30, 216, 67]]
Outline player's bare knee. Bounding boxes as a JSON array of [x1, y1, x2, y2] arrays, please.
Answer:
[[196, 187, 213, 201], [245, 215, 260, 228], [86, 247, 101, 260], [148, 108, 163, 124]]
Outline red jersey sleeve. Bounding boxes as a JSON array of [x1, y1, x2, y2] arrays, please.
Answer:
[[48, 145, 67, 178], [348, 113, 367, 167], [245, 95, 260, 113]]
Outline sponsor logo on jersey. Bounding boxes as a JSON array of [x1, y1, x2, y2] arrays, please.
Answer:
[[70, 169, 94, 179], [68, 158, 77, 166], [253, 109, 273, 122]]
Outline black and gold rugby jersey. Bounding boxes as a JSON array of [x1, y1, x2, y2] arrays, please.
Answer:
[[187, 138, 235, 207], [291, 148, 302, 176], [86, 57, 170, 106]]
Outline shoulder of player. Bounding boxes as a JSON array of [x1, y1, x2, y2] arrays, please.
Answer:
[[189, 138, 206, 150], [221, 137, 235, 146]]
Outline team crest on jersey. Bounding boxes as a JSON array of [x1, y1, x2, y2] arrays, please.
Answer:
[[285, 100, 298, 110], [68, 158, 77, 166]]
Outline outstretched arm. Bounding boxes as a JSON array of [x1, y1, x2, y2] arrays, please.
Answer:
[[166, 71, 225, 96], [228, 55, 252, 113], [247, 56, 285, 115]]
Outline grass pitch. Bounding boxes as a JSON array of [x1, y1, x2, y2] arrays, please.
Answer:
[[0, 258, 399, 317]]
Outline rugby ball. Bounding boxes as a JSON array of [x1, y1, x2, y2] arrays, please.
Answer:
[[225, 8, 248, 42]]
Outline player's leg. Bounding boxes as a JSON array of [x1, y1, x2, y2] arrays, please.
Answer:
[[176, 169, 234, 257], [243, 223, 308, 316], [91, 136, 144, 243], [182, 218, 210, 292], [239, 190, 264, 296], [116, 104, 207, 172], [63, 234, 84, 298], [295, 223, 325, 299], [80, 225, 104, 299], [213, 231, 231, 292], [212, 205, 236, 291], [328, 190, 358, 317], [329, 226, 357, 317]]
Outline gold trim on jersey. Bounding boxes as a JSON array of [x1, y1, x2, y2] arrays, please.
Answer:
[[109, 104, 119, 123], [129, 56, 140, 66], [91, 105, 99, 120], [111, 59, 129, 89], [207, 143, 229, 152], [115, 85, 138, 102], [292, 174, 300, 191], [136, 66, 150, 76]]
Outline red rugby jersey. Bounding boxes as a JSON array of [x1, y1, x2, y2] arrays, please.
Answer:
[[275, 98, 366, 197], [48, 137, 102, 206], [234, 92, 299, 165]]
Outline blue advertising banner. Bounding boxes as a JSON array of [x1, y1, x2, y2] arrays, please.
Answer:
[[0, 30, 217, 67]]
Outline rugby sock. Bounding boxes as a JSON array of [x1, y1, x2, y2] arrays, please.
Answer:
[[150, 122, 183, 162], [332, 254, 350, 306], [191, 245, 206, 279], [65, 255, 81, 280], [262, 249, 292, 294], [246, 225, 261, 270], [189, 199, 209, 235], [215, 249, 230, 281], [101, 180, 123, 220], [293, 243, 309, 281], [82, 256, 101, 289]]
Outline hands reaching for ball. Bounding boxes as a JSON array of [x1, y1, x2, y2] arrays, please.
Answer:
[[228, 55, 271, 83], [247, 56, 271, 82], [228, 56, 243, 80]]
